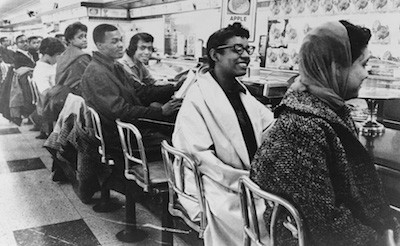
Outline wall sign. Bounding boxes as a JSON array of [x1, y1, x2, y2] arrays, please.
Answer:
[[221, 0, 257, 41]]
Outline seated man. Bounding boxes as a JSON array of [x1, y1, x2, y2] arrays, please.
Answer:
[[56, 22, 91, 95], [172, 22, 274, 245], [81, 24, 181, 167], [118, 32, 157, 85]]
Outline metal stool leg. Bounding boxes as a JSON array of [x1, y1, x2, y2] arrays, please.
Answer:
[[116, 179, 147, 242], [161, 191, 173, 245], [93, 176, 122, 213]]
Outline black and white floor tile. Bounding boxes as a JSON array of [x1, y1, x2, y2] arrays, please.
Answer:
[[0, 116, 203, 246]]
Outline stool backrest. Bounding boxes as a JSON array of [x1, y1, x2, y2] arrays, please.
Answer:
[[160, 140, 207, 238], [239, 176, 305, 246], [115, 119, 150, 191], [87, 106, 114, 165]]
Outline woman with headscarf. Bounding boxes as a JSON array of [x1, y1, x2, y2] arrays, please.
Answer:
[[250, 20, 400, 246]]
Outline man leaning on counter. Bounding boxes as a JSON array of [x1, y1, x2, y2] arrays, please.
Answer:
[[81, 24, 182, 167]]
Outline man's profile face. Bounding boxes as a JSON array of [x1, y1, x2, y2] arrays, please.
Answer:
[[98, 30, 124, 60], [133, 40, 153, 65], [16, 36, 28, 51], [29, 38, 40, 51]]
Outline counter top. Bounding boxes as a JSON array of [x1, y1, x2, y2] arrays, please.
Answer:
[[359, 128, 400, 211], [359, 128, 400, 172]]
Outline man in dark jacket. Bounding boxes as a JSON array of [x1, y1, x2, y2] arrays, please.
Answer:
[[81, 24, 181, 165], [0, 37, 15, 65], [14, 35, 35, 69]]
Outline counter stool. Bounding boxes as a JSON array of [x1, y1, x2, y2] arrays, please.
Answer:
[[160, 140, 207, 241], [87, 106, 121, 212], [238, 176, 305, 246], [115, 119, 172, 243]]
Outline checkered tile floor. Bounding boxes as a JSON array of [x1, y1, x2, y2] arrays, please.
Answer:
[[0, 116, 203, 246]]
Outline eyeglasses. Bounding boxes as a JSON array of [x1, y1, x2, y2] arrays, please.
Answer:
[[138, 45, 154, 52], [216, 44, 255, 55], [17, 40, 28, 44]]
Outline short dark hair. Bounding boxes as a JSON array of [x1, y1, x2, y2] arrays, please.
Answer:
[[206, 22, 249, 68], [39, 37, 65, 56], [28, 36, 39, 43], [126, 32, 154, 57], [93, 24, 118, 44], [16, 34, 26, 43], [339, 20, 371, 63], [64, 22, 87, 44]]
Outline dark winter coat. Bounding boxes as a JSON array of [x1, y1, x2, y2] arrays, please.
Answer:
[[81, 51, 176, 159], [250, 90, 399, 246], [55, 46, 91, 95]]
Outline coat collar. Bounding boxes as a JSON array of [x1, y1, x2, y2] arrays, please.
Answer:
[[120, 52, 135, 68], [92, 51, 115, 72], [209, 69, 247, 95], [196, 72, 253, 165], [17, 49, 32, 60], [277, 90, 356, 135]]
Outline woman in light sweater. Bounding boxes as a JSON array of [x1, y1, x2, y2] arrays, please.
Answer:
[[31, 37, 65, 139]]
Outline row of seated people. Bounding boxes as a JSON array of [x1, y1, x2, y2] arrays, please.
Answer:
[[124, 20, 399, 246], [41, 21, 273, 246], [0, 23, 89, 138], [0, 33, 68, 137], [0, 35, 43, 127], [12, 19, 400, 246]]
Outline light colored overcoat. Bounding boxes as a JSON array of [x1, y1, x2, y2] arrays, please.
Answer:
[[172, 71, 274, 246]]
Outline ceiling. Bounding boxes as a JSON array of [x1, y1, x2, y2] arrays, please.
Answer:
[[0, 0, 39, 19]]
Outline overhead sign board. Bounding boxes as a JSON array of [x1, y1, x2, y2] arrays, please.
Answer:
[[221, 0, 257, 41]]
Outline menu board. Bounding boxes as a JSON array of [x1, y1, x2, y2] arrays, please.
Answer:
[[264, 0, 400, 69]]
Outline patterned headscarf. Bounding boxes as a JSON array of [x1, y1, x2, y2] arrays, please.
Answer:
[[291, 21, 352, 111]]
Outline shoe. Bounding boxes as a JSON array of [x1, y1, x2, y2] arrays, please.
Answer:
[[52, 169, 68, 182], [35, 132, 48, 139]]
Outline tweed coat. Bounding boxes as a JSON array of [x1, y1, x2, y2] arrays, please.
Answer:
[[250, 90, 399, 246]]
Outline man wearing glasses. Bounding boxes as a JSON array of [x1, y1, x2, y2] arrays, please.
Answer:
[[14, 35, 35, 69], [119, 32, 157, 86], [172, 22, 273, 245]]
